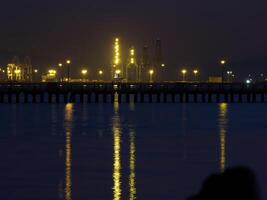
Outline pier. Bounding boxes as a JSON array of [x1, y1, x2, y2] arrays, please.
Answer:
[[0, 82, 267, 104]]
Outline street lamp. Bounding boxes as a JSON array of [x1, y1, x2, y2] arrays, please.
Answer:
[[220, 60, 226, 83], [193, 70, 199, 81], [81, 69, 88, 82], [226, 71, 233, 82], [58, 63, 63, 82], [181, 69, 187, 82], [115, 69, 121, 79], [98, 70, 103, 81], [149, 69, 154, 82], [66, 60, 71, 82]]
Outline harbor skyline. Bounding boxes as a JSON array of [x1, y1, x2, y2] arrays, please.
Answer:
[[0, 0, 267, 79]]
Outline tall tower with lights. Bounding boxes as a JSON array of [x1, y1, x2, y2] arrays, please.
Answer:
[[111, 38, 123, 80]]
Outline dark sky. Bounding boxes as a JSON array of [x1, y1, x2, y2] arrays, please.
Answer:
[[1, 0, 267, 79]]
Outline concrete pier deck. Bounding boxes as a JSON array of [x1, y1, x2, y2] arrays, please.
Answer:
[[0, 82, 266, 103]]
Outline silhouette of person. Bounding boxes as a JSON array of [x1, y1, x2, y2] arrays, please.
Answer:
[[187, 167, 261, 200]]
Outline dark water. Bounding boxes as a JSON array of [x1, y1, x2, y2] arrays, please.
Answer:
[[0, 102, 267, 200]]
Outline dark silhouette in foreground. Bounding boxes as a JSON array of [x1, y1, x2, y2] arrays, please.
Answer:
[[188, 167, 261, 200]]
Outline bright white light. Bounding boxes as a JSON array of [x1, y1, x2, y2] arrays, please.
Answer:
[[246, 79, 251, 84]]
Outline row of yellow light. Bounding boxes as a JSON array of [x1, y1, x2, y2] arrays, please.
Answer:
[[46, 58, 226, 77], [48, 68, 104, 76], [181, 69, 199, 75], [58, 60, 71, 68]]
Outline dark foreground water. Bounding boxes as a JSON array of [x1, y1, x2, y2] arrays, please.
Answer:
[[0, 102, 267, 200]]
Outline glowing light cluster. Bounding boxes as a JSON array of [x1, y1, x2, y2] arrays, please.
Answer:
[[48, 69, 57, 75], [129, 47, 135, 65], [114, 38, 120, 66]]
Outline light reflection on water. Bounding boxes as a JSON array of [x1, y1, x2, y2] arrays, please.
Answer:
[[1, 103, 267, 199], [129, 127, 136, 200], [64, 103, 73, 200], [112, 94, 137, 200], [218, 103, 228, 172], [112, 96, 122, 200]]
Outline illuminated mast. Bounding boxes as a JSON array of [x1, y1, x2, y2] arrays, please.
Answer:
[[112, 38, 122, 79]]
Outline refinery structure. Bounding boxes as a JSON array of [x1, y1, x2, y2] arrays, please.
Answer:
[[0, 37, 167, 83], [111, 37, 165, 82]]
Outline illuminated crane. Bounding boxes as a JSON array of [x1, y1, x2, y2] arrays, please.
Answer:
[[112, 38, 123, 80]]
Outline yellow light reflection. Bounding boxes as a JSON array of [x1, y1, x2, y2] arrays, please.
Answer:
[[112, 99, 121, 200], [129, 128, 136, 200], [64, 103, 73, 200], [218, 103, 228, 172]]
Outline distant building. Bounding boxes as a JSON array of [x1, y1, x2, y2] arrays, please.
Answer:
[[7, 64, 23, 81], [208, 76, 223, 83], [6, 56, 33, 81]]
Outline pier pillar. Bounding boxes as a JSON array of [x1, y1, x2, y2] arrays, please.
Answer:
[[208, 93, 212, 103], [163, 93, 167, 103], [134, 93, 138, 103], [140, 93, 145, 103], [8, 93, 12, 104], [202, 93, 206, 103], [230, 93, 234, 103], [103, 93, 107, 103], [193, 93, 197, 103], [157, 93, 161, 103], [247, 93, 251, 103], [32, 93, 37, 103], [261, 93, 265, 103], [216, 93, 220, 103], [171, 93, 175, 103], [180, 93, 184, 103], [238, 93, 243, 103], [118, 93, 122, 104], [56, 93, 60, 103], [40, 92, 44, 103], [126, 93, 130, 103], [224, 93, 229, 103], [15, 92, 20, 103], [80, 93, 84, 103], [0, 93, 3, 103], [48, 93, 53, 103], [185, 93, 189, 103], [149, 93, 153, 103], [64, 93, 68, 103], [252, 93, 256, 103], [24, 93, 29, 103], [111, 93, 115, 103], [87, 93, 91, 103], [95, 93, 99, 103], [70, 93, 76, 103]]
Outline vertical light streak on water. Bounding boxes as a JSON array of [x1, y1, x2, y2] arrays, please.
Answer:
[[129, 128, 136, 200], [218, 103, 228, 172], [64, 103, 73, 200], [113, 94, 122, 200]]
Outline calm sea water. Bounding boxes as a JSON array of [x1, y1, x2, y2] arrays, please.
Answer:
[[0, 102, 267, 200]]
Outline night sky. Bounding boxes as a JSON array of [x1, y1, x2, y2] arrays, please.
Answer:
[[1, 0, 267, 79]]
